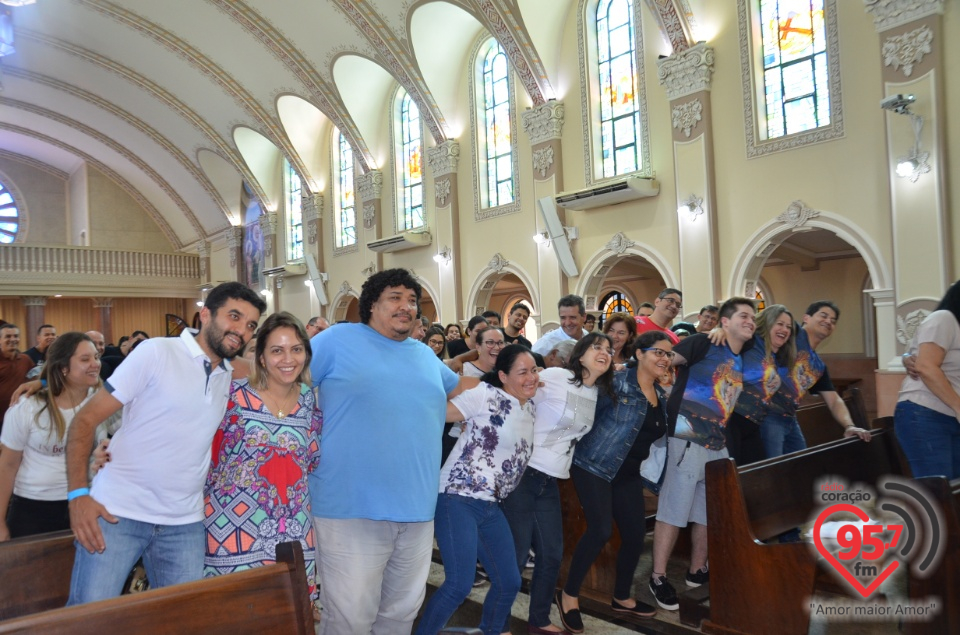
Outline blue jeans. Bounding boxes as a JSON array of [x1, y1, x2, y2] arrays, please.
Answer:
[[67, 516, 204, 605], [416, 494, 521, 635], [760, 414, 807, 458], [500, 468, 563, 629], [895, 400, 960, 479]]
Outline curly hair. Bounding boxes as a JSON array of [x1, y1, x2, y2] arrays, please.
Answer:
[[358, 268, 422, 325]]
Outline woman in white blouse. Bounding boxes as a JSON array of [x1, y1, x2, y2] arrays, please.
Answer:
[[0, 332, 102, 540], [415, 344, 539, 635]]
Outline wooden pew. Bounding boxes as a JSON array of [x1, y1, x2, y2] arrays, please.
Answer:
[[696, 428, 909, 635], [796, 386, 868, 447], [0, 541, 313, 634], [0, 530, 75, 620], [906, 476, 960, 635]]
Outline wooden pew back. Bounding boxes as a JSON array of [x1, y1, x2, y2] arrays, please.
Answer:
[[0, 531, 75, 620], [796, 387, 868, 448], [737, 427, 908, 541], [0, 541, 313, 634]]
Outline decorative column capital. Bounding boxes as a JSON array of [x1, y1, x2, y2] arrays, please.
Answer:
[[657, 42, 715, 100], [92, 298, 113, 309], [426, 140, 461, 177], [20, 296, 47, 307], [864, 0, 944, 32], [196, 241, 211, 259], [521, 101, 565, 145], [259, 212, 279, 238], [301, 192, 323, 221], [225, 227, 244, 249], [357, 170, 383, 202]]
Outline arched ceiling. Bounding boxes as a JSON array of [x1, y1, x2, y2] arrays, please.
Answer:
[[0, 0, 692, 251]]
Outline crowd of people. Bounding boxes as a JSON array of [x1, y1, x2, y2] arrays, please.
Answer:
[[7, 269, 941, 635]]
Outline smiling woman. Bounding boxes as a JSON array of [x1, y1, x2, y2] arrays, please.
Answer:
[[0, 332, 103, 541]]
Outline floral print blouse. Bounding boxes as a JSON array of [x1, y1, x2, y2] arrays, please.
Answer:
[[439, 382, 535, 502]]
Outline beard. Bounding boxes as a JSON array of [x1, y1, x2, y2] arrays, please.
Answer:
[[204, 321, 245, 360]]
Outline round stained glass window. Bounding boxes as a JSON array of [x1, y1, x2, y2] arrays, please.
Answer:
[[0, 181, 19, 243]]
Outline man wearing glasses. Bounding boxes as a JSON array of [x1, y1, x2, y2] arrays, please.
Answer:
[[635, 288, 683, 345], [647, 296, 756, 611]]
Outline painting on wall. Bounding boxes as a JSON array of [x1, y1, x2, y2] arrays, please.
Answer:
[[241, 182, 263, 291]]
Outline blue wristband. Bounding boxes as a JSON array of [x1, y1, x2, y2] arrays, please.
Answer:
[[67, 488, 90, 501], [40, 379, 47, 388]]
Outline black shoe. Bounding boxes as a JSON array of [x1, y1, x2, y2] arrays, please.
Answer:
[[611, 598, 657, 618], [649, 575, 679, 611], [685, 566, 709, 588], [473, 571, 487, 587], [554, 590, 584, 634]]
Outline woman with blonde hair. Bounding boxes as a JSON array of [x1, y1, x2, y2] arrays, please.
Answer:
[[0, 332, 102, 540]]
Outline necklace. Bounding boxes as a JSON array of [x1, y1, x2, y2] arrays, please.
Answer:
[[261, 383, 299, 419]]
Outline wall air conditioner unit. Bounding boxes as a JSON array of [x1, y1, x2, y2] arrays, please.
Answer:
[[366, 230, 432, 253], [262, 263, 307, 276], [555, 176, 659, 211]]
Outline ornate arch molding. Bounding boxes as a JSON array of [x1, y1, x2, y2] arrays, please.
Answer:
[[727, 201, 893, 299], [643, 0, 696, 53], [0, 165, 31, 244], [575, 233, 679, 311], [474, 0, 554, 105], [330, 281, 361, 322], [464, 254, 540, 319]]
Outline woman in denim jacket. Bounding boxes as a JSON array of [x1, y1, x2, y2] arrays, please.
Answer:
[[555, 331, 674, 632]]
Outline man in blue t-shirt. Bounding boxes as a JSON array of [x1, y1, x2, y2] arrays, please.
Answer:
[[309, 268, 474, 635], [648, 297, 756, 611]]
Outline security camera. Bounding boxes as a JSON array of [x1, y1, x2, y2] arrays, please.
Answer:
[[880, 94, 915, 114]]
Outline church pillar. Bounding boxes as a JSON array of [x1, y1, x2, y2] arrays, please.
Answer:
[[657, 43, 719, 318], [92, 298, 113, 345], [260, 212, 279, 312], [301, 192, 327, 317], [21, 296, 46, 342], [197, 242, 211, 287], [358, 170, 384, 276], [866, 0, 948, 363], [427, 141, 462, 322], [522, 100, 568, 308], [225, 227, 244, 284]]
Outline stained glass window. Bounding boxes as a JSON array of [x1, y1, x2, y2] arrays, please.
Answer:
[[755, 288, 766, 311], [598, 290, 634, 330], [335, 130, 356, 248], [285, 160, 303, 261], [759, 0, 829, 138], [399, 92, 424, 230], [596, 0, 642, 177], [0, 179, 19, 243], [481, 39, 514, 208]]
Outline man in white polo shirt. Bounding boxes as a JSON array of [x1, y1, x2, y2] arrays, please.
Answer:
[[63, 282, 265, 605]]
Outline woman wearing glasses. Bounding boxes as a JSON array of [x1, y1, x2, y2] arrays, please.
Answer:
[[463, 326, 505, 377], [499, 332, 615, 635], [555, 331, 674, 632]]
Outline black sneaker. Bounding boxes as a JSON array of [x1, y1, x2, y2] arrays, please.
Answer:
[[649, 575, 679, 611], [685, 566, 709, 588]]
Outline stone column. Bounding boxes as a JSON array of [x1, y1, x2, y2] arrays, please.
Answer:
[[20, 296, 46, 342], [426, 140, 462, 321], [357, 170, 384, 271], [301, 192, 327, 316], [225, 227, 244, 283], [197, 242, 211, 287], [92, 298, 113, 345], [522, 101, 568, 301], [657, 42, 719, 314]]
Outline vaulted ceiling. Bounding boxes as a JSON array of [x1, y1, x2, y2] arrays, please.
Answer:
[[0, 0, 695, 250]]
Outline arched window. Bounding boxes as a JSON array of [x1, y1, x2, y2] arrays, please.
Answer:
[[397, 91, 424, 231], [759, 0, 830, 138], [598, 290, 634, 330], [739, 0, 842, 155], [0, 179, 20, 243], [596, 0, 642, 177], [334, 129, 356, 249], [284, 160, 303, 261], [480, 38, 514, 209]]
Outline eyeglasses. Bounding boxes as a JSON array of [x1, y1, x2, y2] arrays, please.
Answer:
[[590, 343, 615, 356], [641, 347, 676, 360], [482, 340, 506, 348], [428, 339, 445, 347], [660, 298, 682, 309]]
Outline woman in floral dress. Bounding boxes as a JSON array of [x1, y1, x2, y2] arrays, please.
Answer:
[[415, 344, 539, 635], [203, 312, 322, 600]]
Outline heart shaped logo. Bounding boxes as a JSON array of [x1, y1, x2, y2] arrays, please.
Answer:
[[813, 503, 900, 599]]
